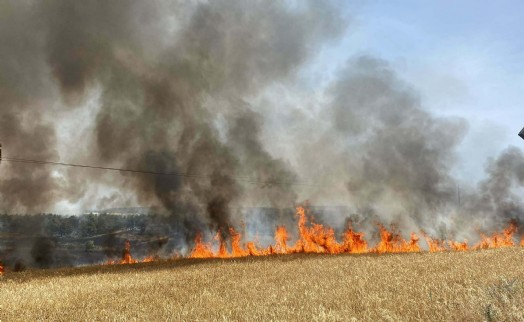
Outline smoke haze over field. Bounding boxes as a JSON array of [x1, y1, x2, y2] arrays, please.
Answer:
[[0, 0, 523, 247]]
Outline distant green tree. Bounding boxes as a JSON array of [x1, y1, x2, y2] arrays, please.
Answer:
[[85, 240, 95, 252], [80, 214, 100, 237], [64, 216, 79, 237], [44, 215, 62, 237]]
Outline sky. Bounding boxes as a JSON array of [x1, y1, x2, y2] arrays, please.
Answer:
[[310, 0, 524, 185]]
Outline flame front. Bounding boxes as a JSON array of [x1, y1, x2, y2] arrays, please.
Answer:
[[189, 206, 524, 259], [473, 222, 517, 250], [102, 206, 524, 266]]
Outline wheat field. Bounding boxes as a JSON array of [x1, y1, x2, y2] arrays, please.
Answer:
[[0, 248, 523, 321]]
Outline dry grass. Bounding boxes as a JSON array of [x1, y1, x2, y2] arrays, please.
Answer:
[[1, 248, 523, 321]]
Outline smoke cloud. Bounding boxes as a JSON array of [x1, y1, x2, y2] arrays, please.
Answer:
[[0, 0, 522, 253], [322, 57, 467, 230], [0, 0, 344, 238]]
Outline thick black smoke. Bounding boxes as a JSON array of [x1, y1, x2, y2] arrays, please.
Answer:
[[0, 1, 345, 242], [1, 0, 522, 254], [31, 236, 56, 268], [0, 2, 61, 213]]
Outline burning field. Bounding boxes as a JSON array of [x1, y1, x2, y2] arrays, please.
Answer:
[[1, 1, 524, 320], [52, 205, 524, 266], [1, 206, 524, 320], [2, 206, 523, 321], [1, 0, 524, 270]]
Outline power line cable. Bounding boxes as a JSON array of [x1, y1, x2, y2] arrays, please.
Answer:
[[0, 156, 322, 187]]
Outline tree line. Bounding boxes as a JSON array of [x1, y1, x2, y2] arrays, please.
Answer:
[[0, 213, 159, 238]]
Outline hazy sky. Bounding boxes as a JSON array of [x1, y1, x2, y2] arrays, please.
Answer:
[[310, 1, 523, 185]]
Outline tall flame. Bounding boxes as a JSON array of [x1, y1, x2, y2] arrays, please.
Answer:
[[121, 240, 137, 264], [473, 222, 517, 250], [189, 233, 214, 258], [105, 240, 153, 265], [189, 206, 524, 259], [101, 206, 524, 266]]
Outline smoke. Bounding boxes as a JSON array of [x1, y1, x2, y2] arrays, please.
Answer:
[[0, 0, 523, 255], [0, 0, 345, 239], [279, 56, 523, 239], [325, 57, 467, 230], [462, 147, 524, 227], [31, 236, 56, 268], [0, 1, 61, 213]]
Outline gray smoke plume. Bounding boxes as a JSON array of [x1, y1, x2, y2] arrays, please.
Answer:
[[1, 0, 523, 253], [461, 147, 524, 228], [0, 1, 61, 213], [285, 56, 523, 240], [0, 1, 345, 242], [328, 57, 467, 231]]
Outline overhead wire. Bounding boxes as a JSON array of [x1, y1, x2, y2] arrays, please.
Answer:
[[0, 156, 324, 187]]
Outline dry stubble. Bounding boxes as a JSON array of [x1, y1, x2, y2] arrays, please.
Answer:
[[0, 248, 523, 321]]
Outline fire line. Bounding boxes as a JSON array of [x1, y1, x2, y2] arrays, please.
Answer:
[[100, 206, 523, 266]]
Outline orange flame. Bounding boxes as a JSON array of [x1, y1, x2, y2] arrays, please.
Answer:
[[104, 240, 154, 265], [342, 228, 368, 254], [421, 232, 446, 253], [189, 233, 214, 258], [230, 227, 249, 257], [449, 240, 469, 251], [188, 206, 522, 259], [473, 222, 517, 250], [120, 240, 137, 264], [101, 206, 524, 264], [372, 226, 421, 253], [274, 226, 289, 254]]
